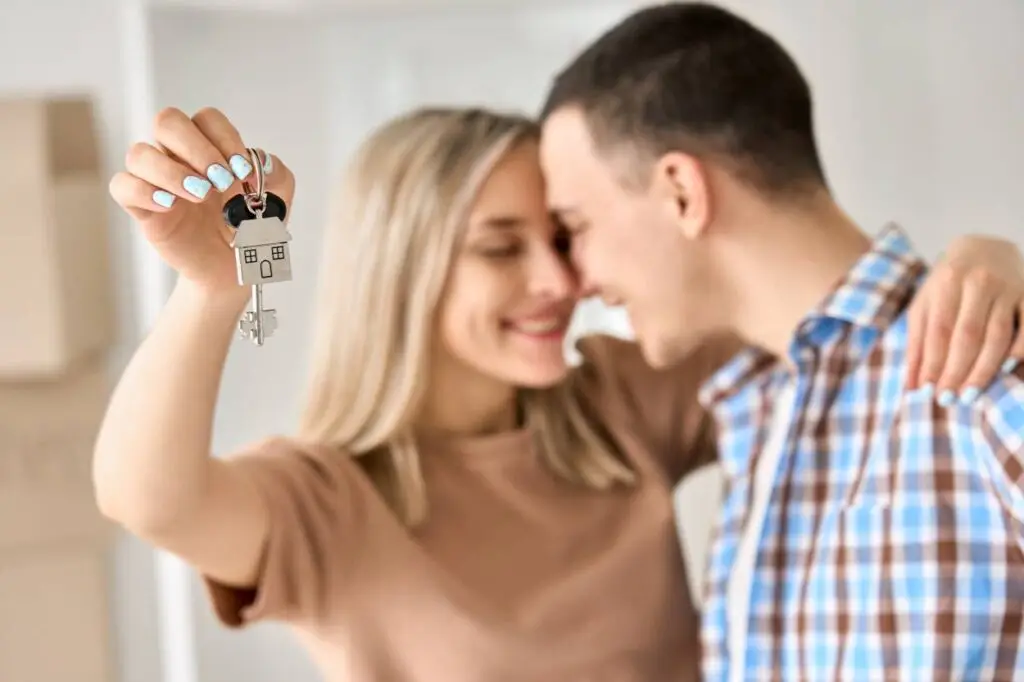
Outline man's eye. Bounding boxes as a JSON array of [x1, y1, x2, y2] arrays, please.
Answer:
[[554, 230, 572, 256]]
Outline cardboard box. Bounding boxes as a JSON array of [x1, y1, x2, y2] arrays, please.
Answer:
[[0, 361, 115, 682], [0, 96, 115, 379]]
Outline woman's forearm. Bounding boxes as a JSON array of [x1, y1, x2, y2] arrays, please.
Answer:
[[93, 278, 249, 533]]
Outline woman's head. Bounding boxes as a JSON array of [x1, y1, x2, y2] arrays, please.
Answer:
[[300, 107, 632, 523], [439, 135, 577, 390]]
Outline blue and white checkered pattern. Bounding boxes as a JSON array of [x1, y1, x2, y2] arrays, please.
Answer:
[[698, 225, 1024, 681]]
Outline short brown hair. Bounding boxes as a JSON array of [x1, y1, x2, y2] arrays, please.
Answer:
[[541, 2, 827, 197]]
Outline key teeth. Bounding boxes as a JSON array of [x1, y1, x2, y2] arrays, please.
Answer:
[[263, 309, 278, 337], [238, 312, 257, 339], [237, 310, 277, 343]]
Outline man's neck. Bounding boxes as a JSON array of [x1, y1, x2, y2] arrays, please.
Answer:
[[721, 197, 872, 359]]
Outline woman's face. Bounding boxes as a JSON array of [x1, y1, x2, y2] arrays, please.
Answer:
[[437, 140, 579, 389]]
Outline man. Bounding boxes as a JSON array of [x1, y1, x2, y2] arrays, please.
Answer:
[[538, 3, 1024, 680]]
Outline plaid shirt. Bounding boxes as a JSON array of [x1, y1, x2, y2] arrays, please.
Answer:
[[698, 225, 1024, 682]]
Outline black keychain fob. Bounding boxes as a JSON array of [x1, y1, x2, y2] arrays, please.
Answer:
[[223, 191, 288, 229]]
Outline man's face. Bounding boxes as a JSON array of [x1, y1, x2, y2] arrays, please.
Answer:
[[540, 107, 719, 367]]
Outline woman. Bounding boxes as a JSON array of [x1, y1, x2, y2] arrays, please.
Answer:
[[95, 106, 1024, 681]]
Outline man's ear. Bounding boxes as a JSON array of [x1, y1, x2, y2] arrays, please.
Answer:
[[649, 152, 710, 240]]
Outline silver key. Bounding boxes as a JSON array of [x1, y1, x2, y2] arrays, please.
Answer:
[[229, 148, 292, 346]]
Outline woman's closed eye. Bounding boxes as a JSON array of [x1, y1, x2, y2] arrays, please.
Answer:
[[477, 241, 522, 259]]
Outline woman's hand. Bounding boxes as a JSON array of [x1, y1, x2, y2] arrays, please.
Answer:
[[906, 235, 1024, 403], [109, 106, 295, 295]]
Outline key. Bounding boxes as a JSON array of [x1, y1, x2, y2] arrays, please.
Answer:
[[237, 284, 278, 343], [226, 149, 293, 346]]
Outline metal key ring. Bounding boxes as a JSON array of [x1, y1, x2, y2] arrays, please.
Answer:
[[241, 147, 267, 216]]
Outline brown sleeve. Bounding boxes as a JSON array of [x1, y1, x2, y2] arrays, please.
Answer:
[[574, 334, 735, 484], [202, 437, 376, 627]]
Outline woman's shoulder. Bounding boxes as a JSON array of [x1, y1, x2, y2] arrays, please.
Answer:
[[219, 434, 365, 487], [571, 334, 647, 391], [569, 333, 737, 483]]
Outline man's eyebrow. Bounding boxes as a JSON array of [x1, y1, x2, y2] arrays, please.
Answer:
[[548, 206, 581, 220]]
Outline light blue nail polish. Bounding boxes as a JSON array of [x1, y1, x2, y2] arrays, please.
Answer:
[[1002, 358, 1020, 374], [206, 163, 234, 191], [938, 389, 956, 407], [959, 387, 981, 405], [183, 175, 211, 199], [152, 190, 175, 208], [263, 153, 273, 174], [229, 154, 253, 180], [920, 383, 935, 399]]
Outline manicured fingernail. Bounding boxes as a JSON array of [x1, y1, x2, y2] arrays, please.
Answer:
[[152, 190, 175, 208], [229, 154, 253, 180], [959, 387, 980, 405], [920, 383, 935, 399], [206, 163, 233, 191], [938, 389, 956, 407], [263, 153, 273, 174], [183, 175, 211, 199], [1002, 358, 1020, 374]]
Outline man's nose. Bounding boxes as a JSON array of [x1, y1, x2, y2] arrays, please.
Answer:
[[578, 280, 599, 298], [530, 252, 579, 299]]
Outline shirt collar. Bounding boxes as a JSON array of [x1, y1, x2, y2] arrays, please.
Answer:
[[807, 223, 925, 332], [698, 223, 927, 409]]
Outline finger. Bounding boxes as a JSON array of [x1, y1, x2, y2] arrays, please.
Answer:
[[1008, 304, 1024, 371], [109, 171, 178, 216], [190, 107, 255, 184], [959, 297, 1016, 401], [904, 285, 929, 390], [153, 106, 234, 196], [935, 277, 995, 398], [917, 273, 961, 394], [124, 142, 210, 204]]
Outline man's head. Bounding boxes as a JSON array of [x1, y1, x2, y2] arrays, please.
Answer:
[[539, 2, 828, 366]]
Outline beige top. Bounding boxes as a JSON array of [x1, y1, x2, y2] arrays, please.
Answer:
[[204, 336, 720, 682]]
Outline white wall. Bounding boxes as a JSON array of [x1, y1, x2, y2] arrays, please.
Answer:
[[1, 1, 1020, 681], [719, 0, 1024, 252], [0, 4, 166, 682]]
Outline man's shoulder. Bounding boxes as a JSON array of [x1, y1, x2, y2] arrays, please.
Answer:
[[892, 360, 1024, 454], [848, 318, 1022, 444]]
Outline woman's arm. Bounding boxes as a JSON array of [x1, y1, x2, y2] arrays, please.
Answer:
[[93, 280, 270, 588], [93, 107, 296, 589]]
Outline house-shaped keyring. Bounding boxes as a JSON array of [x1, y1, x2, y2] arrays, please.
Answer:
[[232, 216, 293, 286]]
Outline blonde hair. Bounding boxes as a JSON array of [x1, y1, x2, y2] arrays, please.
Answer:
[[298, 107, 635, 525]]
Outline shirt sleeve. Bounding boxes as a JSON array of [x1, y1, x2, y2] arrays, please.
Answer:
[[572, 334, 734, 485], [979, 362, 1024, 545], [201, 437, 378, 627]]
